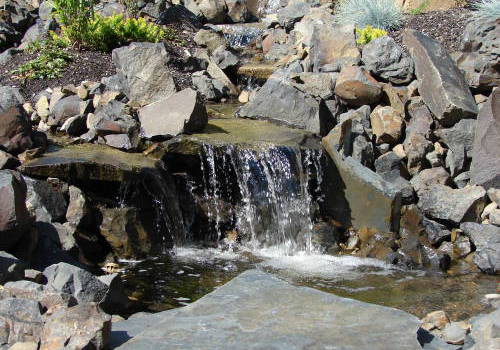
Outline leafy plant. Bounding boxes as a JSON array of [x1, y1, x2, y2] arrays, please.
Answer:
[[82, 14, 167, 51], [334, 0, 403, 31], [471, 0, 500, 20], [12, 38, 71, 79], [409, 0, 429, 15], [356, 25, 388, 45], [52, 0, 95, 45]]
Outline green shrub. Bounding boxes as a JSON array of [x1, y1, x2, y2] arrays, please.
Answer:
[[472, 0, 500, 20], [334, 0, 403, 31], [12, 37, 71, 79], [409, 0, 429, 15], [356, 25, 388, 45], [83, 14, 167, 51], [52, 0, 95, 45]]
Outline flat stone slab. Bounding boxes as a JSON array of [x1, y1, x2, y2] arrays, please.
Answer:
[[112, 270, 422, 350]]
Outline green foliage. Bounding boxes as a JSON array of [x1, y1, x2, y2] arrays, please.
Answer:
[[334, 0, 403, 31], [409, 0, 429, 15], [82, 14, 167, 51], [472, 0, 500, 21], [356, 25, 388, 45], [52, 0, 95, 45], [12, 38, 71, 79]]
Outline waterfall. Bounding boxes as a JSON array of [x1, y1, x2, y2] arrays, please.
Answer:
[[194, 144, 324, 255]]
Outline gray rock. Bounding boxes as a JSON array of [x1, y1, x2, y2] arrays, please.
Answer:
[[237, 71, 334, 135], [225, 0, 251, 22], [277, 1, 310, 30], [454, 171, 470, 189], [43, 262, 109, 304], [323, 128, 402, 233], [114, 270, 422, 350], [97, 273, 130, 315], [460, 222, 499, 274], [403, 29, 477, 127], [375, 152, 414, 204], [290, 72, 337, 100], [48, 95, 87, 127], [456, 17, 500, 91], [25, 177, 67, 223], [103, 133, 138, 151], [418, 185, 486, 225], [351, 134, 374, 168], [112, 42, 176, 107], [0, 48, 21, 66], [192, 70, 228, 100], [0, 298, 43, 345], [422, 218, 451, 246], [470, 89, 500, 190], [60, 114, 87, 136], [0, 171, 31, 250], [211, 46, 239, 70], [0, 86, 24, 113], [0, 150, 20, 170], [361, 36, 414, 84], [468, 308, 500, 349], [487, 188, 500, 204], [138, 88, 208, 139], [184, 0, 226, 24], [193, 29, 227, 52], [410, 167, 451, 195]]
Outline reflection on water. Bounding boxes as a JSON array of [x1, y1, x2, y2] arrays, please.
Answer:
[[121, 247, 498, 320]]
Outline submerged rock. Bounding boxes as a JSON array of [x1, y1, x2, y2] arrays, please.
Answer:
[[403, 29, 477, 126], [112, 270, 422, 350]]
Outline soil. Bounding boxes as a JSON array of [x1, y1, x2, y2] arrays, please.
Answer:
[[390, 7, 473, 53], [0, 24, 197, 101]]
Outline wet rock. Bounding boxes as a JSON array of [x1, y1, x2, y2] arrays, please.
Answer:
[[0, 106, 33, 155], [112, 42, 176, 107], [99, 207, 152, 259], [113, 270, 422, 350], [470, 89, 500, 190], [0, 170, 31, 250], [323, 128, 402, 233], [417, 185, 486, 225], [403, 29, 477, 127], [334, 66, 382, 107], [0, 251, 26, 284], [0, 298, 43, 345], [237, 71, 333, 135], [0, 86, 24, 113], [0, 150, 20, 170], [43, 262, 108, 304], [460, 222, 499, 274], [40, 303, 111, 350], [138, 88, 208, 140], [456, 17, 500, 91], [25, 177, 67, 223], [370, 106, 404, 145], [410, 167, 451, 195], [306, 24, 360, 72], [361, 36, 414, 84]]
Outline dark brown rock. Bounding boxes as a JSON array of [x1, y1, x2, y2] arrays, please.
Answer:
[[0, 106, 33, 155]]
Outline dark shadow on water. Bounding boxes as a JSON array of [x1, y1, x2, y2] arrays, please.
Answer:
[[109, 331, 132, 349]]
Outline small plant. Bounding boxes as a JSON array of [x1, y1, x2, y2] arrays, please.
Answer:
[[52, 0, 95, 45], [83, 14, 167, 51], [334, 0, 403, 31], [356, 25, 388, 45], [471, 0, 500, 20], [12, 37, 71, 79], [409, 0, 430, 15]]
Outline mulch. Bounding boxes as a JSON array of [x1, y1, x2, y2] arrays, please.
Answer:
[[389, 7, 473, 53]]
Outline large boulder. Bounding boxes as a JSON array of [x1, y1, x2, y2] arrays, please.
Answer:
[[112, 42, 177, 107], [417, 184, 486, 225], [0, 86, 24, 113], [361, 36, 414, 85], [0, 170, 31, 251], [40, 303, 111, 350], [112, 270, 422, 350], [237, 71, 334, 135], [456, 17, 500, 92], [470, 89, 500, 190], [460, 222, 499, 274], [0, 106, 33, 155], [138, 88, 208, 140], [403, 29, 477, 126], [322, 126, 402, 233], [0, 298, 43, 345]]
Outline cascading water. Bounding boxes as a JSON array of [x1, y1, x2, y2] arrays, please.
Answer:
[[194, 143, 324, 256]]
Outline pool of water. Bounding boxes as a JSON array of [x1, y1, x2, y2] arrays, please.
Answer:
[[121, 247, 499, 320]]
